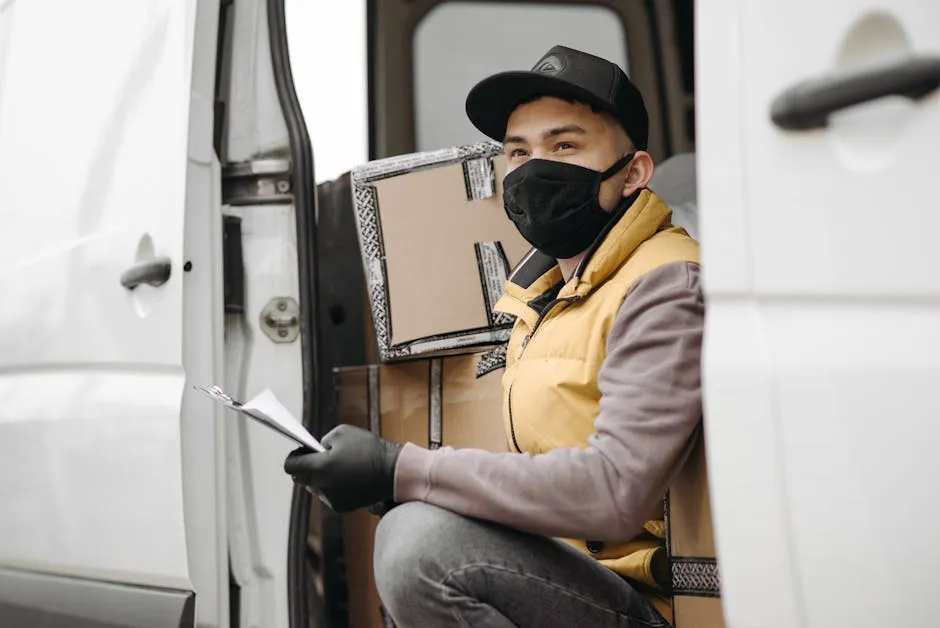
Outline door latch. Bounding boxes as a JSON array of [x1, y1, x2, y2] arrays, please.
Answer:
[[260, 297, 300, 343]]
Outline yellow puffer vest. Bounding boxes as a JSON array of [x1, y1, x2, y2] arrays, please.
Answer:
[[493, 189, 699, 623]]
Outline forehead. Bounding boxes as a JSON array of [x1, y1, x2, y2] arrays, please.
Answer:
[[504, 97, 608, 141]]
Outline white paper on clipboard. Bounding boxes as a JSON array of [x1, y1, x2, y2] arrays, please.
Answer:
[[195, 385, 326, 452]]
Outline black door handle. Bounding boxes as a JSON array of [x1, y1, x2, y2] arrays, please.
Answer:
[[121, 257, 172, 290], [771, 55, 940, 131]]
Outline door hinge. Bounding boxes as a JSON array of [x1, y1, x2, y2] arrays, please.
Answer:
[[222, 157, 292, 206], [260, 296, 300, 343]]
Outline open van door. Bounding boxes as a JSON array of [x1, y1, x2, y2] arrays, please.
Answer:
[[0, 1, 227, 626], [698, 2, 940, 627]]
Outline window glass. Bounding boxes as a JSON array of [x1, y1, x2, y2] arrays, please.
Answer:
[[414, 2, 628, 151]]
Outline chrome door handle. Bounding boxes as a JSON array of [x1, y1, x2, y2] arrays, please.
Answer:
[[120, 257, 172, 290], [771, 55, 940, 131]]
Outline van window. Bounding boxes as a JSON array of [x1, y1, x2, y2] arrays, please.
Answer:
[[413, 2, 628, 151]]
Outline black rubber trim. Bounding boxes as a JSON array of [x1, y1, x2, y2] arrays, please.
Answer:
[[366, 0, 379, 160], [222, 215, 245, 314], [265, 2, 324, 628], [771, 55, 940, 131], [212, 0, 233, 158]]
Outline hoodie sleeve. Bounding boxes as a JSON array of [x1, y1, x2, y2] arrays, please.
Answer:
[[393, 261, 705, 541]]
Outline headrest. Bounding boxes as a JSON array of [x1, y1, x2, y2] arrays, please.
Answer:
[[649, 153, 698, 241]]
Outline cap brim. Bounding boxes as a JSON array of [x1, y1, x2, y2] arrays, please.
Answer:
[[465, 71, 616, 142]]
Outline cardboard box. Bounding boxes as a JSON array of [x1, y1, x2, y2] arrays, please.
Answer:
[[350, 142, 532, 362], [334, 353, 508, 628], [668, 433, 726, 628]]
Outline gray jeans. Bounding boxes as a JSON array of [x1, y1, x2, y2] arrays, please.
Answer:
[[373, 502, 668, 628]]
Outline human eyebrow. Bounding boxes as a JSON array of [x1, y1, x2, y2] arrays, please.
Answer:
[[543, 124, 586, 139], [503, 134, 527, 145]]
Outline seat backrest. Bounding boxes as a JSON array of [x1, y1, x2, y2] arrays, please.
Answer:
[[649, 152, 698, 241]]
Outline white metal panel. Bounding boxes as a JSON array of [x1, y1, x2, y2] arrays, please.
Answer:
[[700, 1, 940, 627], [766, 302, 940, 628], [178, 1, 229, 626], [740, 4, 940, 297], [226, 0, 289, 163], [222, 3, 301, 626], [701, 305, 804, 628], [223, 204, 302, 628], [695, 0, 751, 295], [0, 371, 188, 588], [697, 1, 802, 625], [0, 0, 197, 589], [740, 4, 940, 627], [0, 0, 15, 114]]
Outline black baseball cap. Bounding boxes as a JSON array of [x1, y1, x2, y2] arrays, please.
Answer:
[[465, 45, 649, 150]]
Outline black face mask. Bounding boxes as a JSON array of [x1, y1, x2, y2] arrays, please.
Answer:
[[501, 153, 635, 259]]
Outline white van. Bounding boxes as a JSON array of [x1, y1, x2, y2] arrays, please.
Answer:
[[1, 1, 938, 627]]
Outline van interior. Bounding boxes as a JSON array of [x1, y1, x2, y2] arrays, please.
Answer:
[[4, 0, 936, 626], [270, 2, 698, 627]]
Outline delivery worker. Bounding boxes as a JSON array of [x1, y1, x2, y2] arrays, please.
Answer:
[[285, 45, 704, 627]]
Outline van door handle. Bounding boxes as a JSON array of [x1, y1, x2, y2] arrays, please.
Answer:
[[770, 55, 940, 131], [121, 257, 172, 290]]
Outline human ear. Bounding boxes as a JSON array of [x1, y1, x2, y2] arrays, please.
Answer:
[[621, 151, 655, 197]]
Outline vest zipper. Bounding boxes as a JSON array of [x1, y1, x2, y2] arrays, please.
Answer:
[[506, 383, 523, 453], [519, 295, 581, 357], [508, 295, 581, 453]]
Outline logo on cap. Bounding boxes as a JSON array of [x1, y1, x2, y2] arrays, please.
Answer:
[[533, 54, 565, 76]]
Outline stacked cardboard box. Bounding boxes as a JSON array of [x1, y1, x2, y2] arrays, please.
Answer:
[[668, 435, 725, 627], [348, 142, 531, 362], [321, 143, 527, 627], [335, 353, 508, 628]]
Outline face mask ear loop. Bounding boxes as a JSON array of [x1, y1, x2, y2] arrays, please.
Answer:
[[593, 152, 636, 197], [600, 152, 636, 181]]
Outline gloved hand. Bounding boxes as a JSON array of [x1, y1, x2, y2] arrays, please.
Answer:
[[284, 424, 403, 514]]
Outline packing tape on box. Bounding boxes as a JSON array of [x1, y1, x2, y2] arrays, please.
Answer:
[[428, 358, 443, 449], [475, 343, 508, 378], [462, 156, 496, 201], [475, 241, 514, 327], [671, 557, 721, 597], [367, 365, 381, 435]]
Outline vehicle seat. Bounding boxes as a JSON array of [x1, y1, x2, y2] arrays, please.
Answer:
[[649, 152, 698, 242]]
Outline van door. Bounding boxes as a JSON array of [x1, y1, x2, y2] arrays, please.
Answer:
[[0, 1, 226, 626], [698, 2, 940, 627]]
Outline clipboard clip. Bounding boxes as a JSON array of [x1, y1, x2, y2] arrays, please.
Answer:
[[194, 384, 242, 408]]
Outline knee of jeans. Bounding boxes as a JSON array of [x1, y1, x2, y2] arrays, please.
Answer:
[[373, 502, 456, 602]]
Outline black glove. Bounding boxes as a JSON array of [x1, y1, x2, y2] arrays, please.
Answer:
[[368, 498, 400, 517], [284, 424, 403, 514]]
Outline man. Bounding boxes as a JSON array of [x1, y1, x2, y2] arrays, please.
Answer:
[[286, 45, 704, 627]]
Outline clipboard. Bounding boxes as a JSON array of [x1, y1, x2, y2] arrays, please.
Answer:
[[194, 385, 326, 452]]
